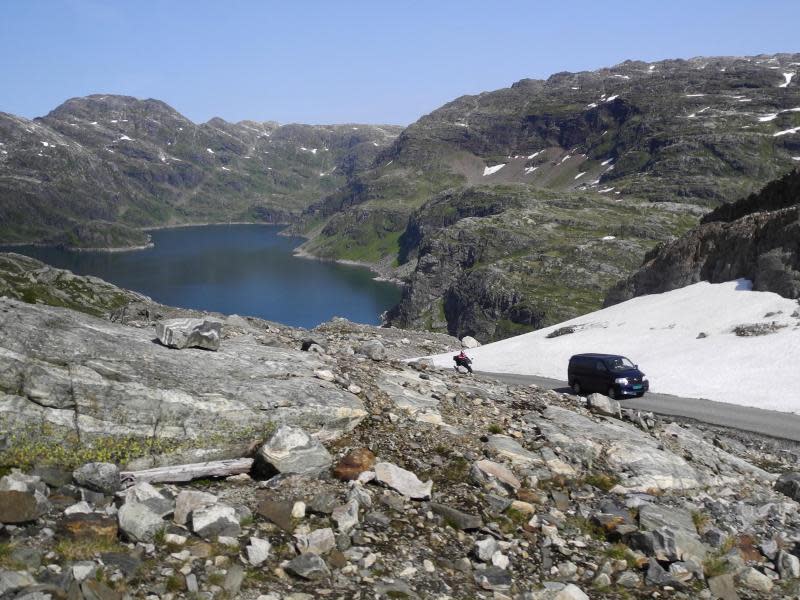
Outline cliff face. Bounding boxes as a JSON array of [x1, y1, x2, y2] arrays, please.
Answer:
[[605, 170, 800, 305]]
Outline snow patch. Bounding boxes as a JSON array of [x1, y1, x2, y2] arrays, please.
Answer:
[[574, 172, 586, 180], [601, 235, 616, 241], [598, 187, 615, 193], [774, 127, 800, 137], [385, 160, 394, 167], [779, 73, 795, 88], [758, 113, 779, 122], [206, 148, 215, 154], [648, 65, 655, 71], [601, 158, 613, 166], [40, 141, 50, 147], [221, 166, 230, 171], [424, 280, 800, 412], [372, 142, 379, 146], [613, 74, 630, 80], [687, 107, 711, 118], [685, 93, 706, 97], [483, 164, 506, 176], [527, 151, 542, 159], [524, 166, 539, 175], [118, 135, 133, 141], [586, 103, 598, 109], [792, 157, 800, 161], [560, 155, 572, 164]]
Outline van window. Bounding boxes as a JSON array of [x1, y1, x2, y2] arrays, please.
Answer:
[[606, 357, 635, 371], [595, 361, 607, 371]]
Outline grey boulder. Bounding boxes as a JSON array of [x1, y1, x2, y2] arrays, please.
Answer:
[[156, 318, 221, 350], [192, 504, 241, 539], [775, 472, 800, 501], [72, 462, 120, 494], [586, 393, 621, 417], [285, 553, 330, 580], [256, 425, 332, 476], [356, 340, 386, 361]]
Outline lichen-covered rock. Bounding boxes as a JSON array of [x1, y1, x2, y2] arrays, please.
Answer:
[[72, 462, 120, 494]]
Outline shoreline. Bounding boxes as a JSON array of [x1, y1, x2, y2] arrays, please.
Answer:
[[141, 220, 290, 232], [292, 246, 406, 288]]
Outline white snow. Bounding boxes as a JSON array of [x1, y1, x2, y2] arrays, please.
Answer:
[[206, 148, 215, 154], [524, 166, 539, 175], [527, 151, 542, 159], [574, 172, 586, 180], [613, 74, 630, 80], [40, 141, 50, 147], [560, 155, 572, 164], [90, 121, 98, 125], [685, 94, 706, 97], [1, 150, 7, 155], [299, 147, 318, 154], [600, 158, 613, 166], [648, 65, 655, 71], [372, 142, 379, 146], [221, 166, 230, 171], [758, 114, 779, 122], [598, 187, 615, 193], [779, 72, 795, 88], [605, 95, 619, 102], [571, 86, 580, 90], [589, 179, 601, 185], [601, 235, 616, 241], [483, 164, 506, 176], [110, 120, 117, 123], [773, 127, 800, 137], [426, 281, 800, 413], [586, 103, 598, 109], [792, 157, 800, 161], [118, 135, 133, 141], [385, 160, 394, 166], [738, 99, 752, 103], [687, 107, 711, 118]]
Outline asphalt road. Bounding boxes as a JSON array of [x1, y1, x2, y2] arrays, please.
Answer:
[[478, 371, 800, 443]]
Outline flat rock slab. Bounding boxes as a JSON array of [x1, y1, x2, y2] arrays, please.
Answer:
[[156, 318, 221, 351], [488, 435, 542, 467], [256, 499, 296, 532], [0, 298, 365, 447], [430, 503, 482, 530], [285, 553, 330, 580], [374, 462, 432, 499]]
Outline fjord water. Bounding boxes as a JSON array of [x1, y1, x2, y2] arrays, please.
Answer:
[[7, 225, 402, 327]]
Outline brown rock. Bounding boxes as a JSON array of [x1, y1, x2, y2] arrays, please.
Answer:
[[516, 488, 547, 505], [256, 499, 296, 532], [333, 448, 376, 481], [0, 490, 45, 523], [60, 513, 118, 542], [328, 549, 348, 569], [187, 541, 214, 558]]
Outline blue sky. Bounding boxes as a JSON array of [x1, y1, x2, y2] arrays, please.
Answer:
[[1, 1, 798, 125]]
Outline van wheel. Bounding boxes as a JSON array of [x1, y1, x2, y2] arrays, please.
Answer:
[[571, 381, 582, 395], [607, 386, 618, 400]]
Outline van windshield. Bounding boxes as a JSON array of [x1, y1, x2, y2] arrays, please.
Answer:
[[605, 357, 635, 371]]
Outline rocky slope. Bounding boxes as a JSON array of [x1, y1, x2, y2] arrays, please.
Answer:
[[0, 95, 401, 246], [298, 53, 800, 340], [1, 264, 800, 599], [605, 169, 800, 305]]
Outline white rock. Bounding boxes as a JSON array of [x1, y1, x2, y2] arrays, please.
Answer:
[[332, 499, 359, 533], [292, 501, 306, 519], [554, 584, 590, 600], [64, 501, 92, 515], [192, 504, 241, 539], [492, 551, 510, 569], [246, 537, 272, 566], [475, 537, 498, 562], [374, 462, 433, 499], [156, 318, 221, 350], [461, 336, 480, 348], [257, 425, 332, 475], [739, 567, 773, 592], [295, 527, 336, 555], [314, 369, 335, 382]]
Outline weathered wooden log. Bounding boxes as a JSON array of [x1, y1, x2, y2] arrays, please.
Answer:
[[120, 458, 254, 487]]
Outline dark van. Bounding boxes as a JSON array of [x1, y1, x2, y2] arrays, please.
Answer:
[[567, 353, 649, 399]]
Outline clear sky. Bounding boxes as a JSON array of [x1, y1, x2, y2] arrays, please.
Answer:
[[1, 0, 798, 126]]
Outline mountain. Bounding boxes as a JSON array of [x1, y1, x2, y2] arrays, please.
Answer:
[[605, 168, 800, 305], [0, 94, 401, 245], [300, 53, 799, 340]]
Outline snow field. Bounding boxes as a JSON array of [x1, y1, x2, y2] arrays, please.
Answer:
[[426, 281, 800, 413]]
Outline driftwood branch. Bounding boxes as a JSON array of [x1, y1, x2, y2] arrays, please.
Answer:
[[120, 458, 254, 487]]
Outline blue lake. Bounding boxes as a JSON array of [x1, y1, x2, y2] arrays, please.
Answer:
[[5, 225, 402, 328]]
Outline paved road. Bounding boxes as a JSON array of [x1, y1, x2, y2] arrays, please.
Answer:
[[478, 371, 800, 443]]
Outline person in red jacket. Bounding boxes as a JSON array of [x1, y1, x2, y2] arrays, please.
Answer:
[[453, 350, 473, 374]]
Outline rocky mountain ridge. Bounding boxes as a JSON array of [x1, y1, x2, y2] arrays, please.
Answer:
[[298, 53, 800, 340], [1, 257, 800, 598], [605, 169, 800, 305], [0, 94, 401, 246]]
